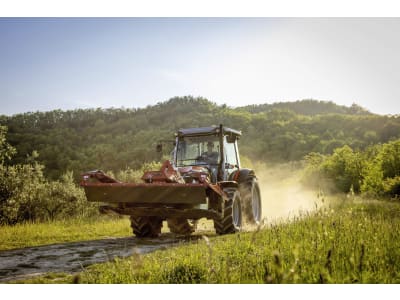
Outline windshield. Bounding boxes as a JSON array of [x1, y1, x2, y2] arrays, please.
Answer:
[[176, 136, 220, 167]]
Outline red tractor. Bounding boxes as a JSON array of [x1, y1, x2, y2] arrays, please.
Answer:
[[81, 125, 262, 237]]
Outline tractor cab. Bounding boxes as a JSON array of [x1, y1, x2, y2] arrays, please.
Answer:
[[174, 125, 242, 183]]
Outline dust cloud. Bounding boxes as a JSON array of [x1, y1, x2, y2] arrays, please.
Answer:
[[254, 163, 325, 223]]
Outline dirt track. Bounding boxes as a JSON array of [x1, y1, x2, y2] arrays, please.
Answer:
[[0, 235, 184, 282]]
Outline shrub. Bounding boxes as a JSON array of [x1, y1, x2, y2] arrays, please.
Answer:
[[321, 145, 364, 193], [0, 163, 98, 225], [362, 140, 400, 197], [361, 163, 384, 196], [0, 125, 16, 164], [304, 140, 400, 197], [379, 140, 400, 179], [383, 176, 400, 198], [0, 163, 46, 224], [38, 171, 99, 220]]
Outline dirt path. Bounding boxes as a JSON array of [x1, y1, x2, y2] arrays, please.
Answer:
[[0, 235, 185, 282]]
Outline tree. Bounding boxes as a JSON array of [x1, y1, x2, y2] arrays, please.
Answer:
[[0, 126, 98, 224], [0, 125, 16, 164], [0, 163, 46, 224], [362, 140, 400, 197], [321, 145, 364, 193]]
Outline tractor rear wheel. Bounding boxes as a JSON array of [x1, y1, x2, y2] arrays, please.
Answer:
[[130, 216, 163, 238], [240, 178, 262, 225], [167, 218, 197, 235], [214, 188, 242, 235]]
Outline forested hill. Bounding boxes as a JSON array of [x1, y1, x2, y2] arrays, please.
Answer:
[[237, 99, 371, 115], [1, 96, 400, 180]]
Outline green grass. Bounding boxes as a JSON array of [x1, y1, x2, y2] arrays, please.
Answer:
[[15, 198, 400, 283], [0, 216, 132, 251]]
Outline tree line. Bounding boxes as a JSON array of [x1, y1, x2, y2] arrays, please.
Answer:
[[1, 96, 399, 181], [1, 96, 400, 224]]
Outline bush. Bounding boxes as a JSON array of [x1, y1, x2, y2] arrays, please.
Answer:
[[304, 140, 400, 198], [39, 171, 99, 220], [0, 125, 16, 164], [0, 126, 99, 224], [383, 176, 400, 198], [0, 163, 46, 224], [361, 163, 384, 196], [0, 163, 99, 225], [379, 140, 400, 179], [321, 145, 363, 193], [362, 140, 400, 197]]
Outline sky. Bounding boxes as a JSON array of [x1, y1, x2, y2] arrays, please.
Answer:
[[1, 17, 400, 115]]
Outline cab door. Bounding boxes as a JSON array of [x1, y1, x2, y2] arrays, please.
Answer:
[[223, 136, 239, 180]]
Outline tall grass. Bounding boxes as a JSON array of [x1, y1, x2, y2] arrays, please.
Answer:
[[17, 198, 400, 283], [0, 216, 131, 251]]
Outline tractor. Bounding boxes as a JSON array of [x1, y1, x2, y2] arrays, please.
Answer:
[[81, 125, 262, 237]]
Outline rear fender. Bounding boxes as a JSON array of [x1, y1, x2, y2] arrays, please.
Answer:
[[229, 168, 255, 183]]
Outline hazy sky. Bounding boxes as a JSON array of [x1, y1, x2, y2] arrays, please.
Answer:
[[1, 18, 399, 115]]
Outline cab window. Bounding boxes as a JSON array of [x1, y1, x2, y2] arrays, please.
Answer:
[[224, 136, 238, 166]]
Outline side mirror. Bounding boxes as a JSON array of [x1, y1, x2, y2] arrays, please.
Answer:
[[156, 144, 162, 153]]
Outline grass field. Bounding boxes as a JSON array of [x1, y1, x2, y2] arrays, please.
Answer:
[[0, 217, 132, 251], [13, 198, 400, 283]]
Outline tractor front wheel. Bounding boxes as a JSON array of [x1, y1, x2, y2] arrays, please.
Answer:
[[130, 216, 163, 238], [214, 188, 242, 235]]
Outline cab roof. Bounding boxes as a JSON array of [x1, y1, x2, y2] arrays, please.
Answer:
[[177, 126, 241, 137]]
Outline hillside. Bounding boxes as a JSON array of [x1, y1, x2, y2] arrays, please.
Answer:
[[237, 99, 371, 115], [1, 96, 400, 180]]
